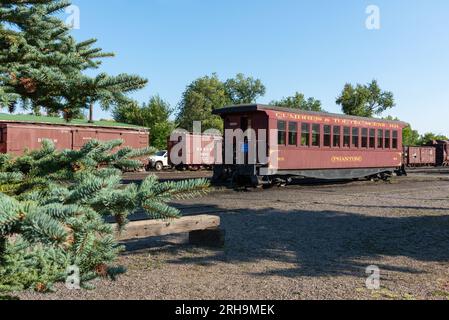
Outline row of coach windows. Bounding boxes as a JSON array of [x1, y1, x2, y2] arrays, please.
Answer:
[[278, 121, 399, 149]]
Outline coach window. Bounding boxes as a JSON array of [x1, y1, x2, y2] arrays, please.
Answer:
[[392, 130, 398, 149], [0, 128, 3, 143], [361, 128, 368, 148], [312, 124, 320, 147], [323, 125, 331, 147], [352, 128, 359, 148], [377, 129, 384, 149], [369, 129, 376, 149], [288, 122, 298, 146], [385, 130, 391, 149], [333, 126, 341, 147], [343, 127, 350, 148], [278, 121, 286, 145], [301, 123, 310, 147]]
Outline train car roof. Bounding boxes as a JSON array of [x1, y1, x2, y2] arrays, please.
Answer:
[[213, 104, 409, 126], [0, 113, 149, 131]]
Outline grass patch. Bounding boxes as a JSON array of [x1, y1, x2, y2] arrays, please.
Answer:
[[431, 290, 449, 299], [0, 113, 145, 129], [0, 295, 20, 300]]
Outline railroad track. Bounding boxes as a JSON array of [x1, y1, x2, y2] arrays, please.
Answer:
[[406, 167, 449, 174]]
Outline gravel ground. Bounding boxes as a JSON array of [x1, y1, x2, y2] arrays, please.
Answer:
[[15, 174, 449, 300]]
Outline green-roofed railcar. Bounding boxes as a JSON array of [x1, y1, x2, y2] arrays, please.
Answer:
[[0, 114, 149, 156]]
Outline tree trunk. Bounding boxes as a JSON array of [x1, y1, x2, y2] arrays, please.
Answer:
[[88, 103, 94, 123]]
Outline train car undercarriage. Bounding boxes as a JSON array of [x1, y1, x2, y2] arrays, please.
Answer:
[[213, 164, 406, 188]]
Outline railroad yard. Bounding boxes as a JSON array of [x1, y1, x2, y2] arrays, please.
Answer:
[[16, 170, 449, 300]]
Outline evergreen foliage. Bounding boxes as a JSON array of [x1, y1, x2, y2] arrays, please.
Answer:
[[0, 0, 147, 120], [0, 140, 209, 292]]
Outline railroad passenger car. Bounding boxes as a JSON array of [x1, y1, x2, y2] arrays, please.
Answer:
[[0, 114, 149, 156], [212, 105, 408, 186]]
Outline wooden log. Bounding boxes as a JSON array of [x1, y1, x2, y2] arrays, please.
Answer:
[[116, 215, 221, 241]]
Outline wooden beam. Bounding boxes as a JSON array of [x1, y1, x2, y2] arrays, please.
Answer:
[[116, 215, 221, 241]]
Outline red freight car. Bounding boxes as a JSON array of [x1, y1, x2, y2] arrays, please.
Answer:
[[404, 146, 436, 167], [212, 104, 408, 186], [167, 131, 222, 170], [0, 114, 149, 156]]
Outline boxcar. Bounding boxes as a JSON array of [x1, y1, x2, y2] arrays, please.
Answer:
[[167, 132, 222, 170], [404, 146, 436, 167], [0, 114, 149, 156], [212, 104, 408, 186]]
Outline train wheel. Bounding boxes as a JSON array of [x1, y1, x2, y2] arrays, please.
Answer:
[[262, 183, 274, 189]]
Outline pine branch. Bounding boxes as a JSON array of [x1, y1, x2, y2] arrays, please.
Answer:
[[0, 139, 210, 292], [0, 194, 23, 235]]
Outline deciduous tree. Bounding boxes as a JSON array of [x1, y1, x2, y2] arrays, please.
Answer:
[[224, 73, 266, 105], [176, 74, 231, 132], [403, 125, 420, 146], [270, 92, 323, 111], [176, 73, 266, 132], [113, 96, 174, 150], [418, 132, 448, 146], [336, 80, 395, 117]]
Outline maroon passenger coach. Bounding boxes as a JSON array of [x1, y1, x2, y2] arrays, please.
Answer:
[[0, 114, 149, 156], [212, 105, 408, 186]]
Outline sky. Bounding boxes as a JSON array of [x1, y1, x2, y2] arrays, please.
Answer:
[[67, 0, 449, 136]]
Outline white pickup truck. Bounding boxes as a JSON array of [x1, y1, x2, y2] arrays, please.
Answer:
[[148, 150, 169, 171]]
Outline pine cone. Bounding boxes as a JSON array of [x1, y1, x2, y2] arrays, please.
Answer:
[[19, 77, 37, 93], [35, 282, 47, 293], [62, 225, 75, 248], [95, 264, 109, 277], [9, 72, 17, 83], [18, 211, 26, 221], [71, 162, 83, 172]]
